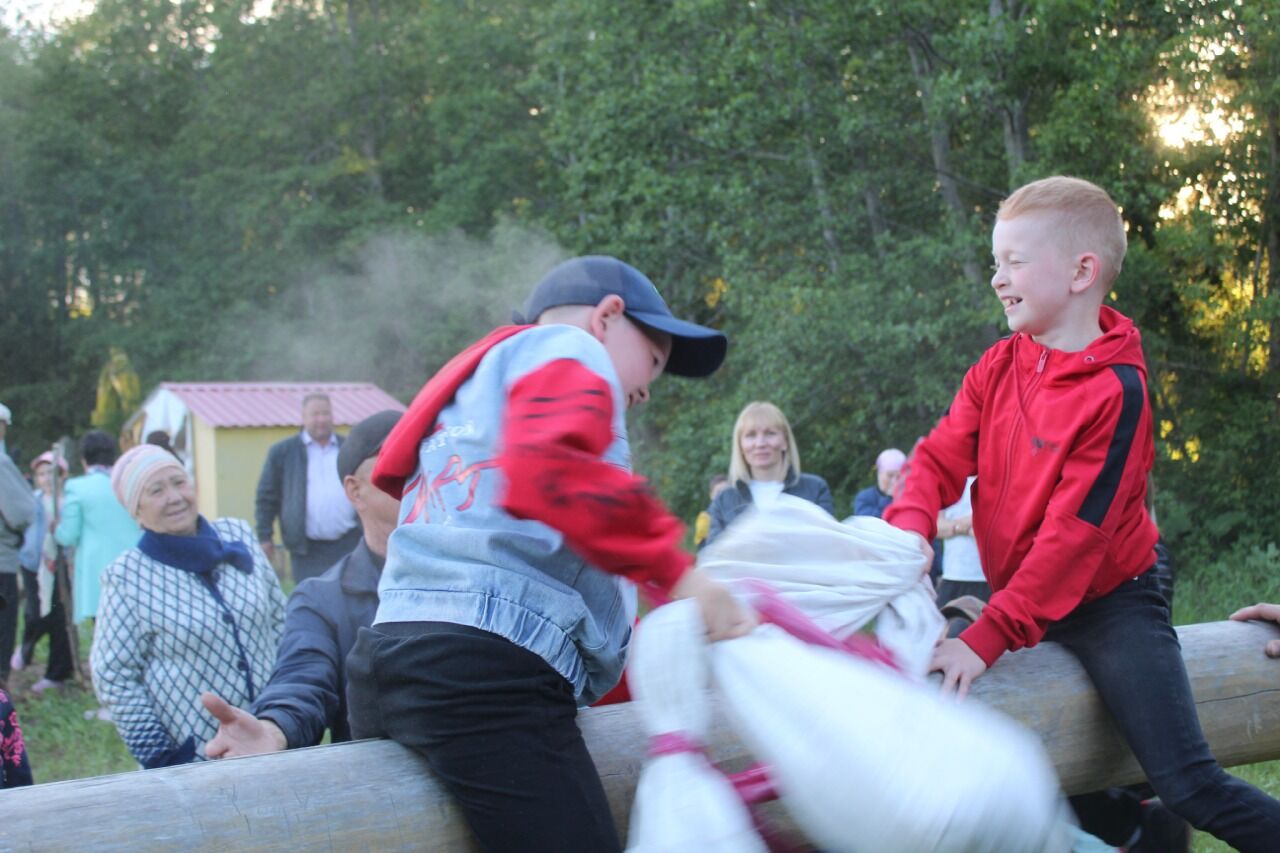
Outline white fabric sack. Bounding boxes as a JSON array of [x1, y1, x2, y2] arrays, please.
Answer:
[[626, 599, 767, 853], [698, 495, 944, 678], [626, 499, 1073, 852], [713, 623, 1073, 853]]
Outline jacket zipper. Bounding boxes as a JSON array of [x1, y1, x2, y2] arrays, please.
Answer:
[[982, 343, 1048, 571]]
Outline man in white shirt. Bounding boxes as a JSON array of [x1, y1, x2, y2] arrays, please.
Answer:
[[255, 394, 360, 582]]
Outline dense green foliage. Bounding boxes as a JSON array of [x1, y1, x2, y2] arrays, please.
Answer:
[[0, 0, 1276, 590]]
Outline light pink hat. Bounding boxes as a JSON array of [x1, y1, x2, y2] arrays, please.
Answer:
[[875, 448, 906, 473], [111, 444, 186, 516], [31, 451, 69, 473]]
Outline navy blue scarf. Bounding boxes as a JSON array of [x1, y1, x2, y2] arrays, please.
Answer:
[[137, 516, 254, 576]]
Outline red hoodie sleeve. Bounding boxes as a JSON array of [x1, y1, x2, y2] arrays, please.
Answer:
[[961, 366, 1151, 665], [883, 359, 985, 540], [496, 358, 691, 595]]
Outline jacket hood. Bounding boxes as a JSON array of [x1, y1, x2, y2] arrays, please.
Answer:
[[372, 325, 532, 496], [1012, 305, 1147, 383]]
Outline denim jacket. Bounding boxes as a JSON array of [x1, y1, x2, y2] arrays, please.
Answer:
[[375, 326, 638, 705], [18, 490, 45, 572]]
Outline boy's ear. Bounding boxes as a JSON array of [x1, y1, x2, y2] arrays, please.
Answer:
[[1071, 253, 1103, 295], [587, 294, 627, 343]]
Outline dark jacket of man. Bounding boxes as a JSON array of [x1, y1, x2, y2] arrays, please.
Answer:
[[701, 470, 834, 549], [250, 537, 379, 747], [255, 433, 344, 555]]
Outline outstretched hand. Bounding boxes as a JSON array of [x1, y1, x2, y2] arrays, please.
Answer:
[[1229, 603, 1280, 658], [929, 637, 987, 699], [201, 691, 287, 759], [672, 569, 757, 642]]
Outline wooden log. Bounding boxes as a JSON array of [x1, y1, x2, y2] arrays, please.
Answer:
[[2, 620, 1278, 852]]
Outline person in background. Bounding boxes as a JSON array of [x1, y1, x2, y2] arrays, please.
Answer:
[[0, 673, 33, 787], [202, 410, 401, 756], [702, 401, 834, 548], [91, 445, 284, 767], [255, 394, 360, 583], [692, 474, 729, 548], [0, 439, 36, 684], [934, 475, 991, 637], [54, 431, 140, 624], [852, 447, 905, 518], [13, 452, 74, 694], [0, 403, 20, 468], [145, 430, 181, 461]]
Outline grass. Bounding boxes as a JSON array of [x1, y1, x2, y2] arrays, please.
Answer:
[[1190, 761, 1280, 853], [7, 576, 298, 785], [5, 573, 1278, 850], [7, 622, 134, 782], [1174, 555, 1280, 853]]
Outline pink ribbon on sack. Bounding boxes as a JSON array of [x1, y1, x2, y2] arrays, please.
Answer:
[[647, 733, 780, 804], [639, 580, 903, 851], [647, 731, 704, 757], [741, 579, 902, 672]]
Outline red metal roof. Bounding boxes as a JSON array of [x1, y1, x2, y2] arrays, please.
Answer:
[[159, 382, 406, 429]]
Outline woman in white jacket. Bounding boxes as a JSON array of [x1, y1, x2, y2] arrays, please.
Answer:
[[91, 444, 284, 768]]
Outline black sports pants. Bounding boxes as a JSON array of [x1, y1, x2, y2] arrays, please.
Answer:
[[346, 621, 621, 853]]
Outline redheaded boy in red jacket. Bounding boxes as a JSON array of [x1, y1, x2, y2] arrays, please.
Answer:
[[884, 176, 1280, 852]]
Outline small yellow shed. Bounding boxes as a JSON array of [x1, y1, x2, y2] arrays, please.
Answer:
[[123, 382, 406, 528]]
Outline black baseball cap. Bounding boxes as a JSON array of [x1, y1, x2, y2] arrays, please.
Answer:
[[513, 256, 728, 377], [337, 410, 403, 480]]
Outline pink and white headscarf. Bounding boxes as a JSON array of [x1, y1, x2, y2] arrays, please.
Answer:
[[111, 444, 186, 517]]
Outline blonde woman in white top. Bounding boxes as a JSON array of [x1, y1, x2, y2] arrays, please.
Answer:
[[702, 401, 833, 548]]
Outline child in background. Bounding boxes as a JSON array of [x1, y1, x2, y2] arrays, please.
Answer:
[[884, 176, 1280, 851], [347, 256, 753, 853], [693, 473, 729, 547]]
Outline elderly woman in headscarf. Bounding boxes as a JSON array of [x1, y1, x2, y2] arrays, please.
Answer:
[[90, 445, 285, 768]]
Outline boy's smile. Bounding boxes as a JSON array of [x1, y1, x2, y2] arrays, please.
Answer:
[[990, 213, 1077, 344]]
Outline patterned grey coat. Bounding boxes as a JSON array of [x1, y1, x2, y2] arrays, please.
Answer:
[[91, 518, 285, 767]]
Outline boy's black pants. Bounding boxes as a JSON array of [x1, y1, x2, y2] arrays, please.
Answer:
[[346, 621, 622, 853], [1046, 570, 1280, 853]]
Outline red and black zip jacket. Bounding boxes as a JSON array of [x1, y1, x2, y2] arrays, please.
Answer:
[[884, 306, 1159, 666]]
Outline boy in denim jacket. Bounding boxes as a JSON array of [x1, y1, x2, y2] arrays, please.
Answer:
[[885, 176, 1280, 851], [347, 256, 752, 852]]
